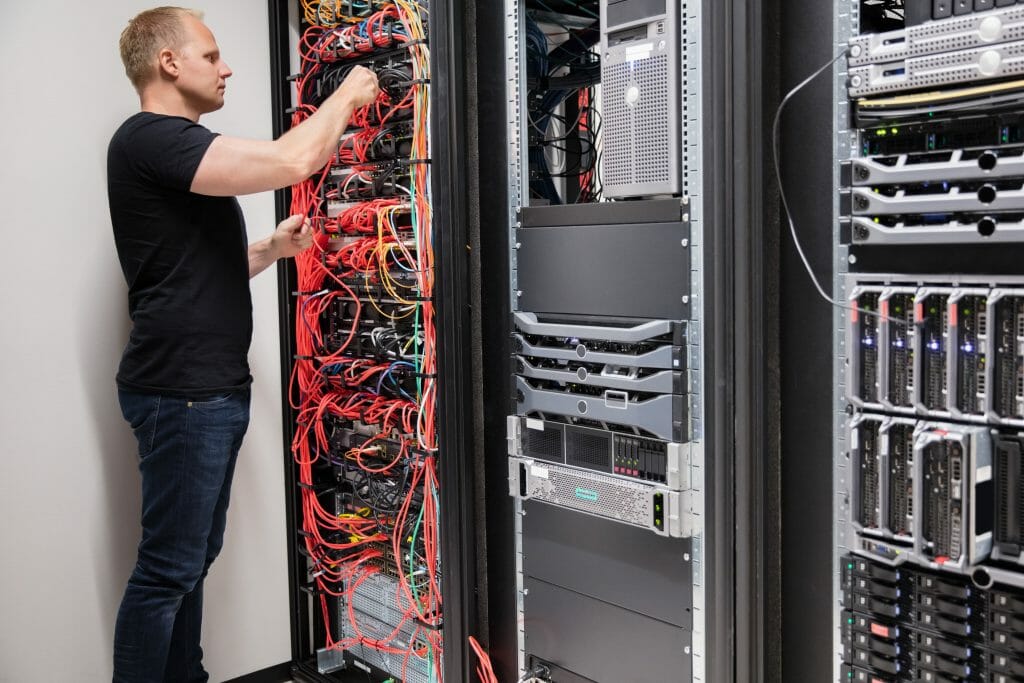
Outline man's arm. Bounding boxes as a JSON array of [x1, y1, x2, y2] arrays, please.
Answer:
[[192, 66, 379, 197], [249, 214, 313, 278]]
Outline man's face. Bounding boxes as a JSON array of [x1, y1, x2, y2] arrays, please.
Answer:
[[174, 16, 232, 114]]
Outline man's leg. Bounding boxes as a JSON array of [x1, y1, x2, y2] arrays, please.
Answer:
[[163, 391, 249, 683], [112, 389, 250, 683]]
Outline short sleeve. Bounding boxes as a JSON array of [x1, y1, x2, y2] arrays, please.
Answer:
[[123, 116, 219, 191]]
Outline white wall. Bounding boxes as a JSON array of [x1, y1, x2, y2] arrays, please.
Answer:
[[0, 2, 291, 680]]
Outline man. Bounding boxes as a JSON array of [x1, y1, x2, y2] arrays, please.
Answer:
[[108, 7, 379, 681]]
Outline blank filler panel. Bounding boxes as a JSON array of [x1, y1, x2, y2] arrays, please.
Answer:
[[523, 577, 692, 683], [517, 203, 690, 321], [522, 499, 692, 626]]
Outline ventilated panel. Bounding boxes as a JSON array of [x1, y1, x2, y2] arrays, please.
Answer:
[[603, 56, 672, 189], [523, 421, 565, 463], [521, 461, 655, 527], [565, 426, 612, 470]]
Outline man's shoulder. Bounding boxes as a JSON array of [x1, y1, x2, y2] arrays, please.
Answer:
[[110, 112, 209, 149]]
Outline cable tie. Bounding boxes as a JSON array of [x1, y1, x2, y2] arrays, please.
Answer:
[[408, 78, 430, 86], [402, 158, 432, 165]]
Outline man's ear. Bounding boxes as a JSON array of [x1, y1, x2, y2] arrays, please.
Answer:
[[157, 48, 178, 79]]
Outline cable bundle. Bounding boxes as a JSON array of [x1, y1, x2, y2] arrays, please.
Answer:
[[524, 7, 602, 204], [289, 1, 441, 680]]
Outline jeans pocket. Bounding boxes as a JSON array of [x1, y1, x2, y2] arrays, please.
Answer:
[[189, 393, 233, 407], [119, 391, 162, 459]]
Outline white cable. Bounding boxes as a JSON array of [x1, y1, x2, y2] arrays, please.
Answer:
[[771, 49, 905, 327]]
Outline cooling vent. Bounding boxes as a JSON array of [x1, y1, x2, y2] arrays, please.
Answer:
[[523, 422, 564, 463], [603, 56, 672, 189], [565, 426, 612, 470]]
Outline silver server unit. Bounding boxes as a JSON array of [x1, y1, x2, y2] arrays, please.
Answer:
[[600, 0, 681, 197]]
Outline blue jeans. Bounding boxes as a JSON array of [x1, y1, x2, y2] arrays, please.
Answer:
[[113, 389, 251, 683]]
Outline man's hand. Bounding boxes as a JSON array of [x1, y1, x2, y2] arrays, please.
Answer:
[[337, 65, 380, 108], [270, 214, 313, 260]]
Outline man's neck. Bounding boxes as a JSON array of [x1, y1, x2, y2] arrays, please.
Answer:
[[139, 87, 200, 122]]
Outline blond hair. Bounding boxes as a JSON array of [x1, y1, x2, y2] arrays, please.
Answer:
[[119, 7, 204, 91]]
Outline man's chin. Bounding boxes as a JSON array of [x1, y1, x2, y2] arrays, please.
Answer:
[[202, 96, 226, 114]]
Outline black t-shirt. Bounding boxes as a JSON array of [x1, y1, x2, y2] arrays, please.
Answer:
[[108, 112, 253, 397]]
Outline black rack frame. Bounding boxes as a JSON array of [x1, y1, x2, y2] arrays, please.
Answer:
[[267, 0, 481, 680]]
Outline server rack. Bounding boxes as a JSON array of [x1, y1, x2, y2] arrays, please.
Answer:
[[486, 1, 780, 682], [268, 0, 781, 681], [781, 1, 1024, 681], [268, 0, 483, 680]]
